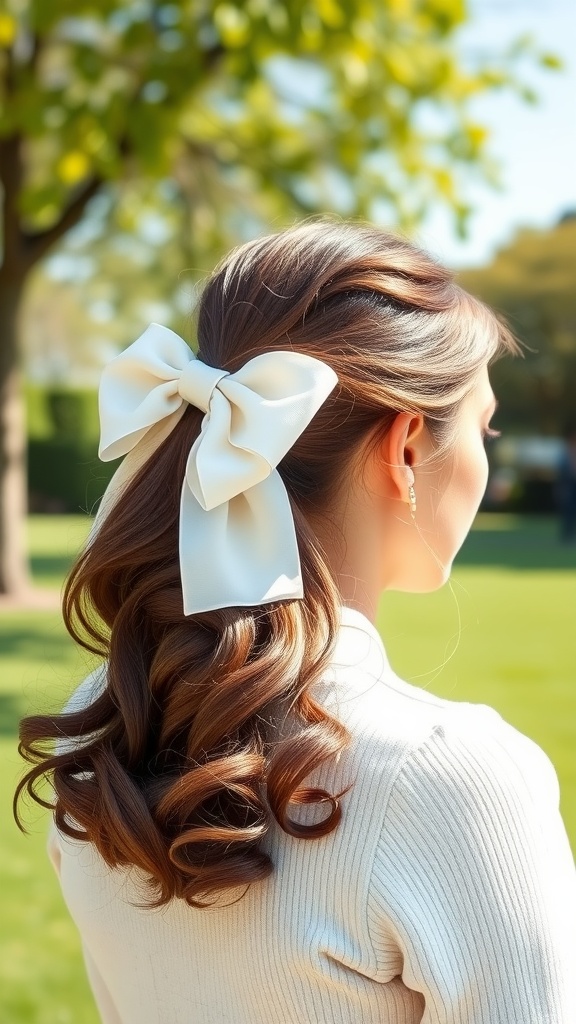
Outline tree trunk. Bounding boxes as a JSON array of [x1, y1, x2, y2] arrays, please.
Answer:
[[1, 129, 104, 599], [0, 276, 30, 596]]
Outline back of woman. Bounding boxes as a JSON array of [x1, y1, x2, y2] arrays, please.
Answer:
[[16, 219, 576, 1023]]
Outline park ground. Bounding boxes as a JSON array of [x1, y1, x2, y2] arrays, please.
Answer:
[[1, 513, 575, 1022]]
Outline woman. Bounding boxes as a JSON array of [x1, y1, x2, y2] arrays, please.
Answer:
[[15, 219, 576, 1023]]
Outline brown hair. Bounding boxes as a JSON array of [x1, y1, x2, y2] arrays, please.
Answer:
[[14, 217, 522, 908]]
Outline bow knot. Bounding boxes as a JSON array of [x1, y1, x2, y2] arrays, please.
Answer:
[[96, 322, 338, 615], [176, 358, 230, 413]]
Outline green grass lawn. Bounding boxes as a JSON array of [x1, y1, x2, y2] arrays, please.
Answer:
[[2, 518, 102, 1024], [1, 512, 575, 1022]]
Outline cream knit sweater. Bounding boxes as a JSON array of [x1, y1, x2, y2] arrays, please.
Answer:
[[47, 605, 576, 1023]]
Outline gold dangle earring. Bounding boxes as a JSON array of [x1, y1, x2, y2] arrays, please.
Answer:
[[408, 484, 416, 520], [407, 469, 416, 520]]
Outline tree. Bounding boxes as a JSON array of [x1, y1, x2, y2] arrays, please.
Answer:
[[457, 215, 576, 436], [0, 0, 560, 596]]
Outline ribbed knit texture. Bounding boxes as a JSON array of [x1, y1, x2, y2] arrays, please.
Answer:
[[47, 605, 576, 1023]]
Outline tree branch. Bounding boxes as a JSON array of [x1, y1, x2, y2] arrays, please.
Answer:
[[20, 173, 105, 270], [19, 124, 141, 270]]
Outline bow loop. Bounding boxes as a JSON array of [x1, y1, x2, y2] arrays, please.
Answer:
[[98, 322, 199, 462]]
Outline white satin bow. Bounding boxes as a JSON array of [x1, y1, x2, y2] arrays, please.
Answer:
[[96, 322, 338, 615]]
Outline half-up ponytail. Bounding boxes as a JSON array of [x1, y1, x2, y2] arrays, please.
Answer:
[[14, 216, 521, 908]]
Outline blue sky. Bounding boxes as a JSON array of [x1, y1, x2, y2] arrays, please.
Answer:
[[415, 0, 576, 268]]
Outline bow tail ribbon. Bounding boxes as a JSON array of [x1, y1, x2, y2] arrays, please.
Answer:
[[179, 470, 301, 615]]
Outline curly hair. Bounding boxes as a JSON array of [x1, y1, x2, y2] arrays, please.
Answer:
[[14, 217, 522, 909]]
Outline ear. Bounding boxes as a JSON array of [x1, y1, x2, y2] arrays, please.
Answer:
[[376, 411, 427, 502]]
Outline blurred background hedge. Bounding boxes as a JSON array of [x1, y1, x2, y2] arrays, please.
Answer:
[[26, 384, 120, 514]]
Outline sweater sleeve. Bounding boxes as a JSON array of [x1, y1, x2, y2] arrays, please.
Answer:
[[52, 662, 108, 756], [46, 661, 108, 865], [47, 664, 123, 1024], [47, 821, 123, 1024], [367, 705, 576, 1024], [80, 939, 124, 1024]]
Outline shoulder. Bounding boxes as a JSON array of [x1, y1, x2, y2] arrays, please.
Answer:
[[328, 641, 561, 833], [344, 674, 562, 846], [335, 648, 548, 792], [367, 699, 570, 940], [380, 699, 561, 847]]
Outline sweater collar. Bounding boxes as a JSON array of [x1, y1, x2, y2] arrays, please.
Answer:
[[338, 604, 393, 673], [339, 604, 383, 644]]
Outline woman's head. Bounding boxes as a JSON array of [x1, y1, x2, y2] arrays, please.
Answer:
[[196, 219, 519, 607], [15, 217, 522, 909]]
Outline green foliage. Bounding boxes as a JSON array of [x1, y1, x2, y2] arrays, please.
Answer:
[[0, 0, 561, 239], [457, 216, 576, 435], [28, 437, 118, 513], [25, 386, 116, 512], [25, 383, 100, 440], [45, 389, 90, 438], [24, 383, 53, 439]]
